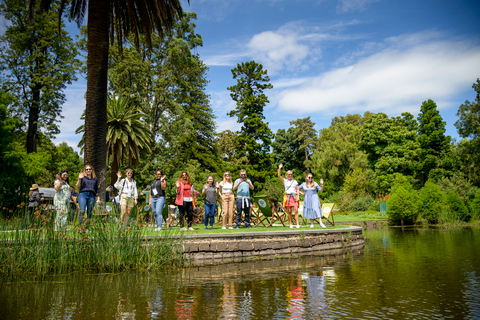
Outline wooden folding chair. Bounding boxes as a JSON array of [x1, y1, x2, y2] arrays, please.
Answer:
[[252, 195, 287, 228], [321, 203, 335, 226]]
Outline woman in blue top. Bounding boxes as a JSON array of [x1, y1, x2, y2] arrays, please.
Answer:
[[76, 165, 99, 230], [299, 173, 326, 228]]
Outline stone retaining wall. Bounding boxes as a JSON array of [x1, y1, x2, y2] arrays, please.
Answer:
[[179, 226, 364, 266]]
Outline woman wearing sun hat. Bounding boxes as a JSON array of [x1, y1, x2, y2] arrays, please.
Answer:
[[24, 184, 44, 228]]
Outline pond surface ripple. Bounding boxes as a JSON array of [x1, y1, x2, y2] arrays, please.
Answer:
[[1, 226, 480, 319]]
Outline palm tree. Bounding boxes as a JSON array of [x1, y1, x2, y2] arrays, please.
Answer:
[[33, 0, 186, 201], [76, 95, 152, 186]]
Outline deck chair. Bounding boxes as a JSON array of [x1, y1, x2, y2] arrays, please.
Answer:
[[252, 195, 287, 228], [277, 201, 305, 225], [321, 203, 335, 226]]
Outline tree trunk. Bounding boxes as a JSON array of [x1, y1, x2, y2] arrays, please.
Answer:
[[110, 153, 119, 189], [85, 0, 110, 204], [26, 89, 40, 153]]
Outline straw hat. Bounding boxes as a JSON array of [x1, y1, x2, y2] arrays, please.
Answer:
[[30, 184, 39, 190]]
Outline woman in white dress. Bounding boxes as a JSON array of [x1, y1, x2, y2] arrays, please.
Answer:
[[299, 173, 326, 228]]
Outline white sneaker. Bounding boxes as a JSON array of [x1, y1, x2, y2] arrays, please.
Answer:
[[310, 224, 314, 228], [155, 227, 162, 231], [290, 225, 293, 228], [296, 225, 300, 228], [180, 227, 187, 231], [188, 227, 194, 231], [222, 227, 226, 230], [320, 222, 326, 228], [228, 227, 234, 229]]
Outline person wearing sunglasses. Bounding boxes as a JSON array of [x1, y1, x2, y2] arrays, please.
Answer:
[[76, 165, 99, 231], [219, 172, 234, 229], [54, 169, 71, 231], [299, 174, 326, 228]]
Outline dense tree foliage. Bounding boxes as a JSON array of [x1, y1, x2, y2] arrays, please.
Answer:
[[227, 60, 274, 188], [0, 0, 80, 153], [387, 174, 419, 225]]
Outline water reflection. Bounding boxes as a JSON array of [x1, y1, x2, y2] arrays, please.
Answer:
[[2, 227, 480, 319]]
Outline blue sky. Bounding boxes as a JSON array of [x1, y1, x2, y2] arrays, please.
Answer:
[[5, 0, 480, 152]]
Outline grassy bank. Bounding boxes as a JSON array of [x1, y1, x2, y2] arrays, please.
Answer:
[[0, 207, 183, 280]]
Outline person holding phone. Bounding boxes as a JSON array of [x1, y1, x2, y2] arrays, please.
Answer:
[[54, 170, 71, 231], [233, 169, 254, 229]]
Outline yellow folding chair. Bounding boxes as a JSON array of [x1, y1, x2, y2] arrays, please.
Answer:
[[321, 203, 335, 226]]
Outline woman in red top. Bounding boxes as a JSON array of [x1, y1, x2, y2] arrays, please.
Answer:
[[175, 171, 198, 231]]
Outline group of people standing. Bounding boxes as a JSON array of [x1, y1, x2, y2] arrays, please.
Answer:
[[28, 164, 327, 232], [25, 165, 99, 231]]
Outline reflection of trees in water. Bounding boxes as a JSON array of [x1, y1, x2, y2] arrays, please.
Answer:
[[1, 250, 362, 319]]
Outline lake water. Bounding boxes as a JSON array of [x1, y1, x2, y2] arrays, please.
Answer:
[[2, 226, 479, 319]]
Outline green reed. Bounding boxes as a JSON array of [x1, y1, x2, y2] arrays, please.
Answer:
[[0, 205, 184, 280]]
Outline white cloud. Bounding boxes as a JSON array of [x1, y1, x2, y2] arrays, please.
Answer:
[[337, 0, 381, 13], [277, 33, 480, 116]]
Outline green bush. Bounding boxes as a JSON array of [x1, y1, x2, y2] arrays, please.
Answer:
[[445, 191, 470, 222], [386, 174, 419, 225], [418, 181, 446, 223], [348, 194, 374, 212], [368, 200, 381, 212], [469, 189, 480, 221]]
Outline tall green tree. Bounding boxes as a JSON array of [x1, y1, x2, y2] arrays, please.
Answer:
[[272, 127, 304, 173], [76, 95, 152, 186], [455, 79, 480, 186], [311, 122, 368, 192], [227, 60, 274, 187], [416, 99, 452, 184], [0, 0, 80, 153], [34, 0, 186, 202], [289, 117, 317, 171], [360, 112, 420, 193]]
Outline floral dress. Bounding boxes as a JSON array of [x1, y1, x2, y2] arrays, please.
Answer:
[[299, 182, 323, 219], [54, 179, 70, 231]]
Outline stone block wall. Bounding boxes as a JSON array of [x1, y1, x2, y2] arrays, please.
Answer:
[[179, 226, 364, 266]]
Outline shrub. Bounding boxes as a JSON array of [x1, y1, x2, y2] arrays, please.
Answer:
[[386, 174, 419, 225], [445, 191, 470, 222], [469, 189, 480, 221], [348, 194, 374, 212], [262, 179, 284, 205], [418, 181, 446, 223]]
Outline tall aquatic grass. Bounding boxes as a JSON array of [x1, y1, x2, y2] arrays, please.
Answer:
[[0, 205, 184, 280]]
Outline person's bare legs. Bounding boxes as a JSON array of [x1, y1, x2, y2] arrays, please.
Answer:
[[119, 205, 126, 228], [286, 206, 293, 226], [294, 206, 299, 226], [124, 206, 132, 226]]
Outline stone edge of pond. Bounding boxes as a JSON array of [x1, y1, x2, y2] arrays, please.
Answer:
[[174, 225, 365, 267]]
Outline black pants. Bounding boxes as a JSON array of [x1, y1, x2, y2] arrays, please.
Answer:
[[178, 201, 193, 227], [236, 198, 251, 227]]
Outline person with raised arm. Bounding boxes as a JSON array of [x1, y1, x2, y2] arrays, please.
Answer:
[[148, 170, 167, 231], [278, 164, 300, 228], [76, 165, 99, 231], [299, 173, 326, 228], [114, 168, 138, 228], [233, 169, 254, 229], [54, 170, 71, 231]]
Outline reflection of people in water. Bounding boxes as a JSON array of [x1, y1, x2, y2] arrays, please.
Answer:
[[221, 281, 237, 319], [174, 287, 198, 320], [306, 272, 327, 314], [287, 275, 305, 317]]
